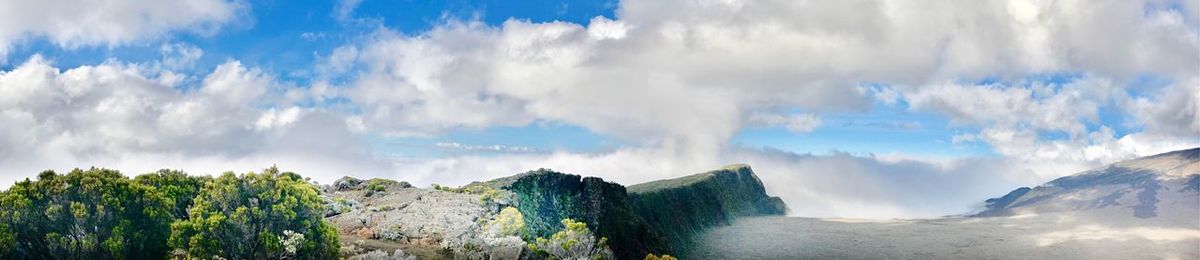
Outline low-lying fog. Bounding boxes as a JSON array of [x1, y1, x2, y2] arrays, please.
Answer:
[[688, 208, 1199, 259]]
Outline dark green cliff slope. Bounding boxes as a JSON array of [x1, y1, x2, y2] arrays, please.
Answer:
[[494, 169, 668, 259], [488, 165, 787, 258], [627, 164, 788, 254]]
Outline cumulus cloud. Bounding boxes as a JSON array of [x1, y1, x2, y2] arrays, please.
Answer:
[[159, 42, 205, 70], [1128, 78, 1200, 138], [1, 0, 1197, 219], [748, 113, 823, 133], [333, 0, 1196, 151], [299, 0, 1200, 218], [891, 75, 1200, 181], [0, 56, 388, 186], [0, 0, 246, 61]]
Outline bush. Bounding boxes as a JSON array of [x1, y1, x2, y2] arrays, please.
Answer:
[[0, 168, 175, 259], [168, 166, 339, 259], [135, 169, 209, 219], [527, 218, 614, 260], [433, 183, 505, 204], [644, 253, 678, 260], [485, 207, 526, 238]]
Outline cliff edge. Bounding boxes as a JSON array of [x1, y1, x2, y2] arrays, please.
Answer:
[[627, 164, 788, 255]]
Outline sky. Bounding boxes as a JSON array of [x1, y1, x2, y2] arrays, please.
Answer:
[[0, 0, 1197, 219]]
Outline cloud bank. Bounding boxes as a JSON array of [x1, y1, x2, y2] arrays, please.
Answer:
[[0, 0, 1197, 218], [0, 0, 246, 61]]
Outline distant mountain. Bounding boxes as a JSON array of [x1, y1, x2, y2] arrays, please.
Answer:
[[975, 147, 1200, 218]]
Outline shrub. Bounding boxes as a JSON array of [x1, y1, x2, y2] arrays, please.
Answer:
[[485, 207, 526, 238], [0, 168, 175, 259], [168, 166, 339, 259], [432, 183, 505, 204], [644, 253, 678, 260], [527, 218, 614, 260]]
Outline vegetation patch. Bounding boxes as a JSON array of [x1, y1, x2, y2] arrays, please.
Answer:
[[0, 166, 342, 259], [527, 218, 614, 260]]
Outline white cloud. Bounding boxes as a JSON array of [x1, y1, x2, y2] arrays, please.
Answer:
[[0, 0, 246, 61], [334, 0, 364, 22], [434, 142, 540, 153], [748, 113, 823, 133], [0, 0, 1196, 220], [0, 56, 388, 186], [902, 77, 1121, 136], [304, 0, 1199, 218], [159, 42, 204, 70], [332, 0, 1196, 153], [895, 76, 1199, 182], [1128, 77, 1200, 138]]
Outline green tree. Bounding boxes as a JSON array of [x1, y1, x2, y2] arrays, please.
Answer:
[[0, 168, 174, 259], [168, 166, 338, 259], [135, 169, 209, 219]]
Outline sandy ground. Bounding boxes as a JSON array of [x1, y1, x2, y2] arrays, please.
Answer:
[[688, 210, 1200, 259]]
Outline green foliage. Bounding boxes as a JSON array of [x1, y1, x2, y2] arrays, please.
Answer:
[[503, 170, 666, 259], [366, 179, 397, 191], [433, 183, 504, 204], [627, 165, 785, 255], [479, 188, 502, 204], [363, 178, 401, 197], [485, 207, 526, 238], [168, 166, 339, 259], [644, 253, 678, 260], [432, 183, 462, 193], [135, 169, 209, 219], [0, 168, 175, 259], [527, 218, 614, 260]]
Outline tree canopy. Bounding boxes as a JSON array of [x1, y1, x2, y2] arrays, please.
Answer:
[[0, 166, 339, 260], [0, 168, 175, 259], [135, 169, 209, 220], [168, 166, 338, 259]]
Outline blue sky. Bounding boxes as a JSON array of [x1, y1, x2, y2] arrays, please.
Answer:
[[0, 0, 1196, 218], [0, 0, 1057, 159]]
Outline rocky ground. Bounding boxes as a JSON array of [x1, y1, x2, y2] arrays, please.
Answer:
[[322, 177, 526, 259]]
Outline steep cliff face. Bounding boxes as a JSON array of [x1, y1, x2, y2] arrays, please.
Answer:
[[496, 169, 668, 260], [627, 164, 788, 254], [489, 165, 788, 258]]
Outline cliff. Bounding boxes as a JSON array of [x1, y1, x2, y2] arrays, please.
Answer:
[[493, 169, 668, 259], [488, 165, 787, 259], [627, 164, 788, 254]]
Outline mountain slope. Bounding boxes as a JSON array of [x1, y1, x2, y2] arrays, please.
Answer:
[[494, 169, 669, 260], [976, 147, 1200, 218], [627, 164, 787, 255], [470, 165, 787, 258]]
